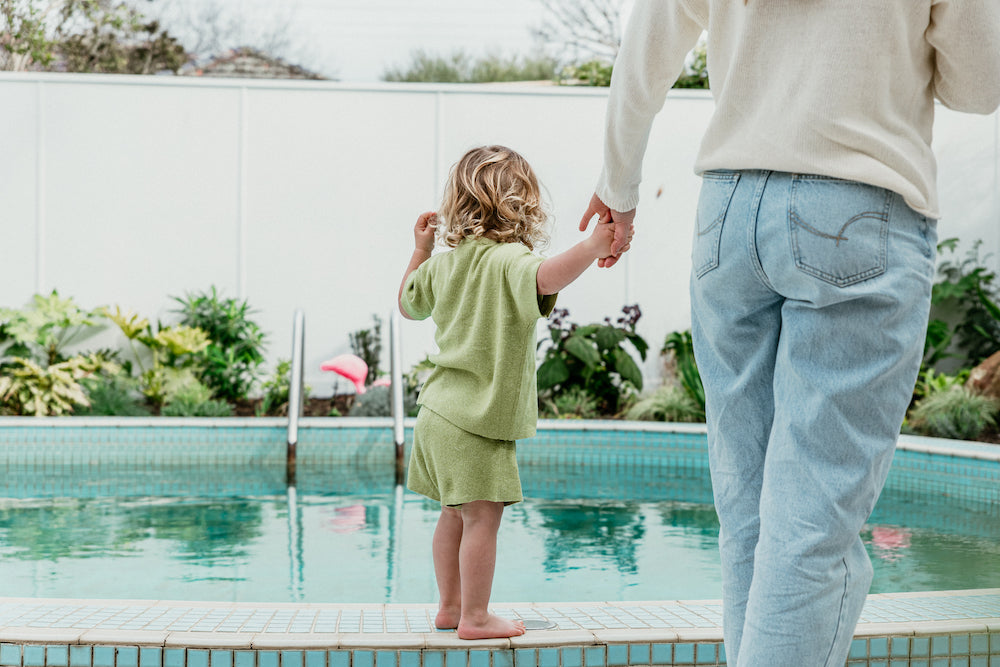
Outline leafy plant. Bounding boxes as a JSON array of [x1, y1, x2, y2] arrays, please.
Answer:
[[0, 291, 104, 366], [907, 386, 997, 441], [540, 386, 599, 419], [626, 385, 704, 423], [77, 374, 151, 417], [661, 329, 705, 414], [0, 353, 110, 416], [926, 238, 1000, 369], [536, 305, 648, 415], [104, 305, 210, 408], [348, 384, 417, 418], [173, 287, 266, 403], [349, 314, 383, 387], [382, 49, 558, 83], [559, 59, 612, 86]]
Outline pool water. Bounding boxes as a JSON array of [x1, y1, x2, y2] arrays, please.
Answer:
[[1, 466, 997, 602]]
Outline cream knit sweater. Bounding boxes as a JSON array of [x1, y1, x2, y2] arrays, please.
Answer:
[[596, 0, 1000, 218]]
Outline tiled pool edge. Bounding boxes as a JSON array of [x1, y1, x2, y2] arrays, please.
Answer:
[[0, 591, 998, 667], [2, 419, 998, 666]]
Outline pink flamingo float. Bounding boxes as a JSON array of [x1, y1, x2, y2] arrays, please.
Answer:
[[320, 354, 368, 394]]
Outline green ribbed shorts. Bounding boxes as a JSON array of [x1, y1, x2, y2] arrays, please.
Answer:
[[406, 407, 523, 507]]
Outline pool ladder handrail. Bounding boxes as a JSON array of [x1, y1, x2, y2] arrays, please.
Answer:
[[286, 309, 305, 484], [389, 308, 405, 484]]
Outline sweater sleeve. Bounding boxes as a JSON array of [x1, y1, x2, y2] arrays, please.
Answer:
[[595, 0, 704, 212], [927, 0, 1000, 113]]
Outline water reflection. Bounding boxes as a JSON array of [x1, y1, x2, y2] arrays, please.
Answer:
[[0, 462, 997, 601]]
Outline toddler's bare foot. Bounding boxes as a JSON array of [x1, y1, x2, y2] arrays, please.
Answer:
[[457, 614, 525, 640], [435, 606, 460, 630]]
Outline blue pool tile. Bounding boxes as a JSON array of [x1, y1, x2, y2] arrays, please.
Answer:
[[584, 647, 605, 667], [399, 652, 420, 667], [607, 646, 628, 667], [70, 646, 92, 667], [259, 653, 279, 667], [469, 651, 489, 667], [971, 634, 990, 655], [445, 651, 466, 667], [870, 638, 889, 659], [651, 644, 672, 665], [930, 659, 949, 667], [891, 638, 910, 658], [282, 652, 303, 667], [950, 658, 970, 667], [538, 649, 558, 667], [328, 653, 349, 667], [188, 650, 208, 667], [423, 653, 444, 667], [628, 645, 649, 665], [94, 648, 116, 667], [515, 649, 536, 667], [849, 639, 868, 659], [673, 644, 695, 665], [140, 648, 162, 667], [305, 652, 325, 667], [932, 636, 950, 657], [695, 644, 717, 665], [954, 635, 971, 656], [913, 638, 931, 657], [48, 645, 69, 667], [890, 660, 909, 667], [212, 652, 232, 667], [969, 657, 988, 667], [23, 647, 44, 667], [0, 645, 20, 667], [561, 648, 581, 667], [119, 648, 139, 667], [375, 652, 395, 667], [492, 651, 513, 667], [164, 650, 185, 667], [354, 651, 374, 667], [235, 653, 255, 667], [718, 644, 726, 665]]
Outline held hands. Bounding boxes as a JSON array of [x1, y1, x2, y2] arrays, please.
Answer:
[[579, 193, 636, 268], [414, 211, 437, 255]]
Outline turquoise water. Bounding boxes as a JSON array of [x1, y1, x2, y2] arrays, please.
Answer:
[[0, 463, 997, 602]]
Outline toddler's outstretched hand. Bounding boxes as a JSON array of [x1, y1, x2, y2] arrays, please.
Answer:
[[589, 218, 621, 260], [414, 211, 437, 254]]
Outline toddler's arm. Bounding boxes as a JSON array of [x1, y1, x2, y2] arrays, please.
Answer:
[[536, 220, 623, 295], [398, 211, 437, 319]]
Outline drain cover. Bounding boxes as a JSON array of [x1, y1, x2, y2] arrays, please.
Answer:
[[522, 619, 557, 631]]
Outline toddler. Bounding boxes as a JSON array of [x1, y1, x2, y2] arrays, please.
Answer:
[[398, 145, 624, 639]]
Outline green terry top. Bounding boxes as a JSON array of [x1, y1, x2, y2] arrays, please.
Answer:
[[401, 237, 557, 441]]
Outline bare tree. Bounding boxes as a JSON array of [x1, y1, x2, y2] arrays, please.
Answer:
[[532, 0, 627, 64], [134, 0, 314, 71]]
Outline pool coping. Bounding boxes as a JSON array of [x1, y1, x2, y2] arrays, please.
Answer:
[[1, 589, 998, 649]]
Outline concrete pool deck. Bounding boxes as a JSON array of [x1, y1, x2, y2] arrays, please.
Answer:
[[0, 590, 999, 666]]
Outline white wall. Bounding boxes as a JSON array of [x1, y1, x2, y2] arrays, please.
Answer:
[[1, 73, 998, 395]]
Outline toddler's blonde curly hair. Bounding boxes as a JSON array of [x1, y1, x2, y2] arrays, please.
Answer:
[[438, 145, 548, 251]]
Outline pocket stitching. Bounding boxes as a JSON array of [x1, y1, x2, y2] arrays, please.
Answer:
[[694, 174, 740, 278]]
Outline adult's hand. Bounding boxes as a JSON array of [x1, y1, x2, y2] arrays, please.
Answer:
[[579, 193, 636, 268]]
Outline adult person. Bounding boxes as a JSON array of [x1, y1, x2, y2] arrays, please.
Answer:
[[579, 2, 1000, 665]]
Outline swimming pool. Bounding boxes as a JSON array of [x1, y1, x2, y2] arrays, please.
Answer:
[[0, 417, 998, 667]]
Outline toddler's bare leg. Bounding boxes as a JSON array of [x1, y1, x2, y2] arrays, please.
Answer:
[[433, 506, 463, 629], [456, 500, 525, 640]]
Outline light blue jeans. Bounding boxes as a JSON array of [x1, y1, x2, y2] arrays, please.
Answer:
[[689, 171, 936, 666]]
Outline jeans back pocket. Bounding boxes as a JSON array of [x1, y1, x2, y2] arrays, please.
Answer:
[[788, 176, 891, 287], [693, 171, 740, 278]]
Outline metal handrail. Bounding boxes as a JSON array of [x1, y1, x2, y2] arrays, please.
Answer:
[[287, 309, 305, 484], [389, 308, 405, 484]]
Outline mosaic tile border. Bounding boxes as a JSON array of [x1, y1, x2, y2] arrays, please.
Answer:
[[0, 591, 997, 667]]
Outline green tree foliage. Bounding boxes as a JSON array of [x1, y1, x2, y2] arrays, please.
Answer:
[[1, 0, 186, 73], [382, 49, 559, 83]]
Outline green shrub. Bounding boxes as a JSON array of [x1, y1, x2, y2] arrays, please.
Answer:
[[537, 305, 647, 416], [0, 290, 104, 366], [0, 354, 109, 416], [907, 386, 997, 440], [78, 374, 151, 417], [173, 287, 266, 402], [349, 314, 383, 387], [541, 387, 599, 419], [626, 385, 704, 423], [383, 49, 558, 83], [661, 329, 705, 414], [348, 384, 417, 418], [161, 396, 234, 417]]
